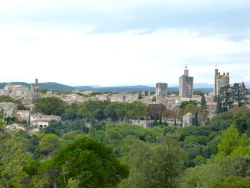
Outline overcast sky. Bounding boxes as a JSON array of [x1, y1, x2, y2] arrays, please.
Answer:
[[0, 0, 250, 86]]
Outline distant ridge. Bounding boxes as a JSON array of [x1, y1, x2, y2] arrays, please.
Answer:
[[0, 82, 75, 91], [194, 83, 214, 88], [0, 82, 248, 94]]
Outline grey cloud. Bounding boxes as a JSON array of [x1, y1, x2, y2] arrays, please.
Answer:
[[0, 1, 250, 41]]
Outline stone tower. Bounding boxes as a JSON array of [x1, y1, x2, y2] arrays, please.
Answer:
[[31, 78, 40, 99], [182, 112, 194, 127], [156, 83, 168, 97], [214, 69, 229, 96], [179, 66, 193, 98]]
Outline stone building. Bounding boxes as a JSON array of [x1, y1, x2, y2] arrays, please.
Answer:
[[0, 78, 40, 105], [214, 68, 230, 96], [206, 102, 217, 118], [179, 66, 193, 98], [17, 110, 31, 122], [156, 83, 168, 97], [0, 102, 18, 117], [132, 120, 154, 129], [182, 112, 194, 127], [30, 113, 61, 128], [142, 90, 151, 96]]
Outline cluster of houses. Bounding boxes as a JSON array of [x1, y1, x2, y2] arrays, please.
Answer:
[[1, 67, 249, 132]]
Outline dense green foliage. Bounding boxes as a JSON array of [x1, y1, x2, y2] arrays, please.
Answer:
[[39, 89, 49, 94], [179, 100, 198, 109], [64, 100, 147, 121], [0, 117, 32, 187], [5, 103, 250, 187], [34, 97, 66, 116], [50, 137, 129, 187], [217, 84, 249, 113], [119, 134, 186, 188], [193, 91, 206, 96]]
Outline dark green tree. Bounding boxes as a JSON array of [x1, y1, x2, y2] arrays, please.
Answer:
[[152, 96, 156, 102], [159, 113, 162, 125], [213, 95, 218, 102], [104, 103, 117, 121], [40, 89, 49, 94], [0, 118, 33, 187], [232, 83, 249, 107], [138, 91, 142, 99], [153, 113, 158, 126], [205, 118, 210, 125], [216, 95, 226, 114], [163, 120, 168, 126], [195, 112, 198, 126], [78, 100, 111, 121], [70, 119, 89, 133], [120, 134, 186, 187], [93, 109, 104, 121], [200, 94, 207, 111], [193, 91, 205, 97], [115, 103, 126, 120], [34, 97, 66, 116], [64, 109, 78, 120], [179, 100, 198, 109], [43, 120, 63, 136], [219, 85, 234, 111], [49, 137, 129, 187]]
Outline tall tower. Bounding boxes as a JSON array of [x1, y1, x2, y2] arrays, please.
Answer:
[[31, 78, 40, 99], [156, 83, 168, 97], [214, 68, 229, 96], [179, 66, 193, 98]]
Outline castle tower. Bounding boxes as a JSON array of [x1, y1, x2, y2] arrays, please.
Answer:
[[179, 66, 193, 98], [214, 68, 230, 96], [31, 78, 40, 99], [156, 83, 168, 97]]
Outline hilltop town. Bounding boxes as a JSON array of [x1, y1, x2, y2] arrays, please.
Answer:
[[0, 66, 249, 133]]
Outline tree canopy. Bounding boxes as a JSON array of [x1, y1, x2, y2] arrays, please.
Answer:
[[34, 97, 66, 116], [49, 137, 129, 187]]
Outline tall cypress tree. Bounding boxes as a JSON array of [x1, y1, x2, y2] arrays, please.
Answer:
[[195, 112, 198, 126], [153, 114, 158, 126], [232, 83, 249, 107], [200, 94, 207, 112], [219, 85, 234, 110], [138, 91, 142, 99], [205, 118, 210, 125], [159, 113, 162, 125]]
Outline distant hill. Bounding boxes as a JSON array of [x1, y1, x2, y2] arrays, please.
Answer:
[[39, 82, 75, 91], [74, 86, 100, 91], [0, 82, 32, 89], [0, 82, 75, 91], [0, 82, 244, 94], [194, 83, 214, 88], [194, 88, 213, 94]]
